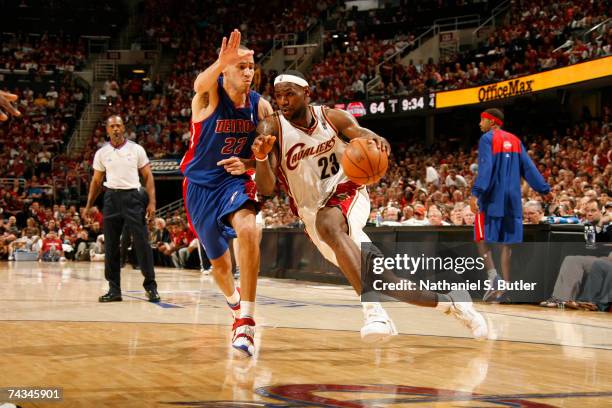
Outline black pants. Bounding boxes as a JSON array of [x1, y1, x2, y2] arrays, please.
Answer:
[[103, 188, 156, 293], [120, 225, 139, 268]]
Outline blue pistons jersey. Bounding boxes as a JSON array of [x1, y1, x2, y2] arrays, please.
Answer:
[[180, 76, 261, 188]]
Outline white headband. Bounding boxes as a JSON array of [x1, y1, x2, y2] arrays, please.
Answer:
[[274, 74, 309, 87]]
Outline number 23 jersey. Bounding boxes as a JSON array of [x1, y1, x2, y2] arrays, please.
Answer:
[[277, 105, 351, 221]]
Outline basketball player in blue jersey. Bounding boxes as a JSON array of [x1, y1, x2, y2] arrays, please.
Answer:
[[180, 29, 273, 357], [470, 109, 552, 301]]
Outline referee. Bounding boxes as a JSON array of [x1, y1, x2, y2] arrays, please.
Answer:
[[85, 115, 160, 303]]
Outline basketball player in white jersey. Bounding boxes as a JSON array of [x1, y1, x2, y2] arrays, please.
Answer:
[[252, 71, 488, 341]]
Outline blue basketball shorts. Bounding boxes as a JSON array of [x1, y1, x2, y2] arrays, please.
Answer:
[[474, 212, 523, 244], [183, 176, 257, 260]]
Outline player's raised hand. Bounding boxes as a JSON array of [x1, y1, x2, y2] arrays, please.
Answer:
[[217, 156, 247, 175], [218, 29, 254, 68], [0, 91, 21, 121], [251, 135, 276, 161]]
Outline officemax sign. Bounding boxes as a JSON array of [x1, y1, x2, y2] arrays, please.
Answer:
[[436, 56, 612, 108], [478, 79, 534, 102]]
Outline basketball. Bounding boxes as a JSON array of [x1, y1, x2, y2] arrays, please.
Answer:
[[341, 138, 388, 185]]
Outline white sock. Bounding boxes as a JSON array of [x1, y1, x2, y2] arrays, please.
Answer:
[[240, 301, 255, 319], [487, 269, 498, 280], [226, 289, 240, 306], [436, 293, 452, 312]]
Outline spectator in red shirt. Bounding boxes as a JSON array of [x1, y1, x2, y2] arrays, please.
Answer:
[[39, 230, 65, 262]]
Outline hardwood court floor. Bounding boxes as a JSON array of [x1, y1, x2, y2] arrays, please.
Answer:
[[1, 261, 611, 407]]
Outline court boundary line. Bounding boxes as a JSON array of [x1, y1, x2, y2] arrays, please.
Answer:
[[1, 319, 612, 351]]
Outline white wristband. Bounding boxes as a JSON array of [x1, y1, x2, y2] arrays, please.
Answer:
[[256, 155, 268, 162]]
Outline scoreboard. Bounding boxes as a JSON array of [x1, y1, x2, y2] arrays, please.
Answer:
[[334, 94, 434, 117], [367, 94, 435, 115], [336, 56, 611, 117]]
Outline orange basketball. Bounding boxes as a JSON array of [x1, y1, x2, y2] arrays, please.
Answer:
[[341, 138, 388, 185]]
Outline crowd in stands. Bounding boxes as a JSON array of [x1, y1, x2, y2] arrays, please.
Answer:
[[77, 0, 611, 206], [141, 0, 336, 57], [300, 0, 611, 103], [0, 33, 87, 73], [0, 75, 88, 204], [81, 76, 190, 162], [0, 197, 204, 269], [2, 0, 125, 37], [368, 0, 611, 99]]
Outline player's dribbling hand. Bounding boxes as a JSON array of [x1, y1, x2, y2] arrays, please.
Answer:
[[364, 136, 390, 156], [251, 135, 276, 161], [0, 91, 21, 121], [218, 29, 254, 68], [217, 156, 247, 175]]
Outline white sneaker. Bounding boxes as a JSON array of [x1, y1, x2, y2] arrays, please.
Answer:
[[443, 291, 488, 340], [201, 267, 212, 276], [360, 303, 398, 343], [8, 256, 14, 261]]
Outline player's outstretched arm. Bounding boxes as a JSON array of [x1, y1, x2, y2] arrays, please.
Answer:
[[325, 108, 390, 155], [519, 142, 551, 195], [192, 30, 254, 121], [253, 116, 279, 196], [0, 91, 21, 121], [194, 30, 251, 94]]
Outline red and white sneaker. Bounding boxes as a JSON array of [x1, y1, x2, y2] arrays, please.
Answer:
[[232, 317, 256, 357]]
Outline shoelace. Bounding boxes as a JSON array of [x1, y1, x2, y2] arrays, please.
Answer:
[[364, 305, 386, 322]]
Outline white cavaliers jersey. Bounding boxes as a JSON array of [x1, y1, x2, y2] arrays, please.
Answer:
[[277, 105, 350, 222]]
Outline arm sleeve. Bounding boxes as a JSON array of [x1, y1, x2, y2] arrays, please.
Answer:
[[519, 142, 550, 194], [471, 134, 493, 198], [92, 151, 105, 172], [137, 145, 150, 169]]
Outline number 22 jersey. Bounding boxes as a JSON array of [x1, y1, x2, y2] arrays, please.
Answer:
[[180, 76, 261, 188]]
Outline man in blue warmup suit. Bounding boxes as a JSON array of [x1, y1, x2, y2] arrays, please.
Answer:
[[469, 108, 553, 301]]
